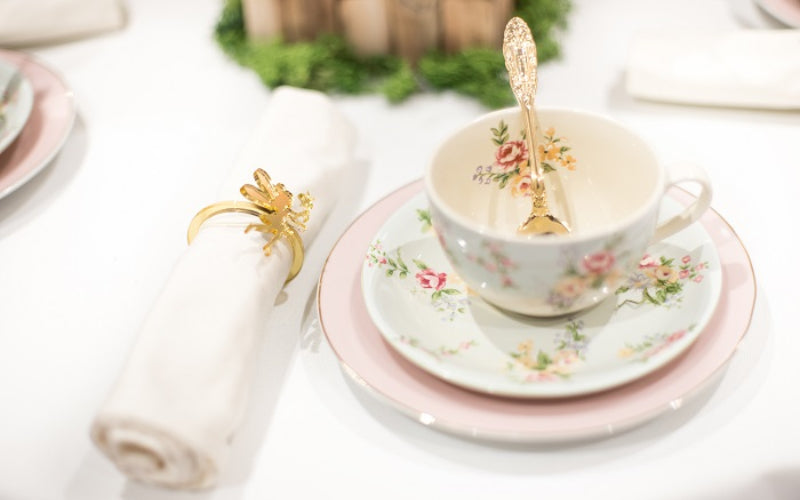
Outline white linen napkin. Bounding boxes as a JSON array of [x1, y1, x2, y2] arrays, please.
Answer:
[[91, 87, 356, 489], [626, 30, 800, 109], [0, 0, 125, 46]]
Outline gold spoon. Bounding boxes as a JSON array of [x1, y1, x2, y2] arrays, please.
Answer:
[[502, 17, 569, 236]]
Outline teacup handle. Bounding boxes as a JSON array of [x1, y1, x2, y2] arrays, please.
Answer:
[[651, 162, 713, 244]]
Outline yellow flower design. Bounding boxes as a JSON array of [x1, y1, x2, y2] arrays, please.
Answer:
[[535, 128, 577, 172], [517, 340, 534, 354], [618, 347, 634, 358], [554, 276, 588, 299], [514, 340, 536, 369], [537, 143, 559, 162], [650, 265, 678, 283]]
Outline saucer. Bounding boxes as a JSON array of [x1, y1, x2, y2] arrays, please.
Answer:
[[0, 50, 75, 200], [361, 192, 722, 398], [318, 180, 755, 442], [0, 58, 34, 155]]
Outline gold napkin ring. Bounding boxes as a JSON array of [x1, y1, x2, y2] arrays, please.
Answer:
[[186, 169, 314, 283]]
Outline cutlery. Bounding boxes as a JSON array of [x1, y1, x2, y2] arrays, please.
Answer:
[[503, 17, 570, 236]]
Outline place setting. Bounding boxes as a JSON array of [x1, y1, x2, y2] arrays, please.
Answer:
[[84, 13, 758, 492], [318, 18, 757, 443], [0, 49, 76, 200]]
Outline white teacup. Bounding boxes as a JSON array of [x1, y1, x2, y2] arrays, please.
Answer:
[[424, 107, 712, 316]]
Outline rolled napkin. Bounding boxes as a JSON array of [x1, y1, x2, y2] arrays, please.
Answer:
[[626, 30, 800, 109], [91, 87, 356, 489], [0, 0, 125, 46]]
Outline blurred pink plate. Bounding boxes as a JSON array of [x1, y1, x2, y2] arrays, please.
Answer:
[[318, 180, 756, 443], [0, 50, 75, 200], [756, 0, 800, 26]]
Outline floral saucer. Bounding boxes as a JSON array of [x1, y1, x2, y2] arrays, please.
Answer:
[[0, 57, 34, 156], [320, 181, 754, 441], [361, 192, 722, 398]]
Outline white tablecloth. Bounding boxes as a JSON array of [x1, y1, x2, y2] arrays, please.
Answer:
[[1, 0, 798, 498]]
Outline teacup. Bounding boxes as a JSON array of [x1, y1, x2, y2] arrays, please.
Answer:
[[424, 107, 712, 316]]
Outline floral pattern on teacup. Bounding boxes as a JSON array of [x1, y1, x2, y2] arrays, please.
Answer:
[[617, 326, 694, 362], [506, 321, 589, 382], [471, 121, 576, 197], [395, 335, 477, 361], [615, 254, 709, 309], [548, 242, 627, 310], [366, 240, 468, 321], [464, 241, 518, 288]]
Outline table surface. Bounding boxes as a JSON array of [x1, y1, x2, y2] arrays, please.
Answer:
[[1, 0, 798, 499]]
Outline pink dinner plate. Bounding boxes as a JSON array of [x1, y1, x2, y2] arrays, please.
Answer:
[[0, 50, 75, 200], [318, 180, 756, 442], [756, 0, 800, 26]]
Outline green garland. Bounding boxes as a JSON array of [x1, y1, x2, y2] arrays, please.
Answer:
[[215, 0, 570, 108]]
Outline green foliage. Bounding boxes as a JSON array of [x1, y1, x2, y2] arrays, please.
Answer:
[[214, 0, 571, 108], [379, 59, 418, 103], [415, 209, 432, 232], [513, 0, 571, 63], [491, 120, 510, 145], [418, 48, 511, 107], [215, 0, 246, 52]]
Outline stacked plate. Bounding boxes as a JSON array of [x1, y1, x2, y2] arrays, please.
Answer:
[[733, 0, 800, 27], [318, 180, 756, 443], [0, 50, 75, 200], [756, 0, 800, 27]]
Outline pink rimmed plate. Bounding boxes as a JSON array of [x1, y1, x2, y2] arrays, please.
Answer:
[[0, 50, 75, 200], [755, 0, 800, 27], [318, 180, 756, 442]]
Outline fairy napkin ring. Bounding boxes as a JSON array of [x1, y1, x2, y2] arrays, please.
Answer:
[[187, 169, 314, 282]]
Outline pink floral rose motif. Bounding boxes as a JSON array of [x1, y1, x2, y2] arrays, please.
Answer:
[[495, 140, 528, 171], [682, 255, 692, 264], [486, 242, 504, 253], [582, 251, 616, 275], [525, 371, 557, 382], [549, 350, 580, 375], [416, 269, 447, 291], [667, 330, 687, 343], [639, 254, 658, 269], [510, 173, 533, 197]]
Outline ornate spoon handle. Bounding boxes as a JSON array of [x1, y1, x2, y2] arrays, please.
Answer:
[[503, 17, 569, 235]]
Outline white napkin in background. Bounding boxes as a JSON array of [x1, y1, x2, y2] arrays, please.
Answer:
[[91, 87, 356, 489], [626, 30, 800, 109], [0, 0, 125, 46]]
